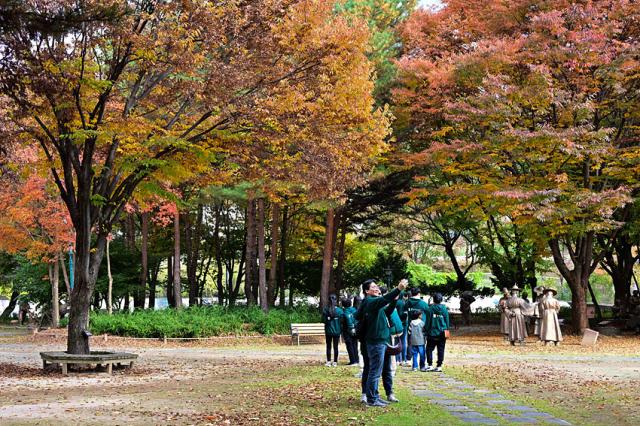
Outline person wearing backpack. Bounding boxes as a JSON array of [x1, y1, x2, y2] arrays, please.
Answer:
[[404, 288, 430, 321], [322, 294, 343, 366], [355, 278, 408, 407], [341, 297, 359, 365], [396, 292, 410, 366], [424, 293, 450, 372], [380, 286, 404, 384]]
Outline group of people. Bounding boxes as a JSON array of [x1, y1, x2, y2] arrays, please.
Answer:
[[322, 279, 450, 407], [498, 285, 563, 346]]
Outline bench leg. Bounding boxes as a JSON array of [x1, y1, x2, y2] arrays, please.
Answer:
[[107, 363, 113, 375], [129, 361, 134, 369], [42, 360, 47, 369], [61, 363, 68, 375]]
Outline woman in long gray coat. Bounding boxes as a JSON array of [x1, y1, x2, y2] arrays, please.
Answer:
[[505, 285, 528, 345], [539, 288, 563, 345]]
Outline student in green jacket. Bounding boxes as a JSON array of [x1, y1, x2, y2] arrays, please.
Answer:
[[404, 287, 430, 323], [341, 297, 359, 365], [395, 292, 410, 365], [424, 293, 450, 372], [356, 278, 408, 407], [322, 294, 343, 366]]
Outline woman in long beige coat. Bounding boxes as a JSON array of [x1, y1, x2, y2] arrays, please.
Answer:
[[505, 285, 528, 345], [539, 288, 563, 345], [498, 288, 510, 340]]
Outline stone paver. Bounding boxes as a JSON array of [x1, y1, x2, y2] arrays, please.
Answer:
[[407, 371, 572, 425]]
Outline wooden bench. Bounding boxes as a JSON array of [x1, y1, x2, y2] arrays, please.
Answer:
[[290, 323, 325, 345], [40, 351, 138, 375]]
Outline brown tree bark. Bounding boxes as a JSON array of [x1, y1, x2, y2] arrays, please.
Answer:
[[549, 236, 600, 335], [139, 212, 149, 309], [59, 252, 71, 296], [148, 259, 160, 310], [167, 256, 175, 308], [67, 228, 108, 355], [107, 238, 113, 314], [0, 290, 19, 320], [334, 219, 347, 294], [245, 197, 258, 306], [213, 203, 225, 305], [50, 256, 60, 328], [278, 205, 289, 307], [185, 207, 203, 307], [257, 198, 268, 312], [320, 208, 336, 309], [268, 203, 280, 306], [601, 235, 635, 317], [173, 211, 182, 308]]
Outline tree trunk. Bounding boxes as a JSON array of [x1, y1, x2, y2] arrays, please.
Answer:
[[320, 208, 336, 309], [329, 209, 341, 294], [59, 252, 71, 297], [50, 257, 60, 328], [149, 260, 160, 310], [185, 208, 202, 307], [214, 203, 225, 305], [334, 219, 347, 294], [601, 235, 634, 317], [167, 256, 175, 308], [268, 203, 280, 307], [173, 211, 182, 308], [0, 290, 19, 320], [278, 205, 289, 307], [587, 280, 602, 321], [107, 238, 113, 315], [257, 199, 268, 312], [67, 227, 108, 355], [138, 212, 149, 309], [549, 238, 593, 334], [245, 197, 257, 306]]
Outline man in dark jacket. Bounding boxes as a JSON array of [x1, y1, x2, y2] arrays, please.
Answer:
[[356, 278, 408, 407]]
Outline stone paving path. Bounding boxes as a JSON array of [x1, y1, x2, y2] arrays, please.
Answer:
[[409, 372, 571, 425]]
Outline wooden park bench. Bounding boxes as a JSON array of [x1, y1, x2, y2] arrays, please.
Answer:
[[40, 351, 138, 375], [290, 323, 325, 346]]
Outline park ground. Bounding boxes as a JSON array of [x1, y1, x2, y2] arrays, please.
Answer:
[[0, 326, 639, 425]]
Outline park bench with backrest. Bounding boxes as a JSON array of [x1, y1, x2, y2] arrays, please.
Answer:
[[290, 323, 325, 345]]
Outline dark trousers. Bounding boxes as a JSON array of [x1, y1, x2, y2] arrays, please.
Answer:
[[362, 343, 392, 403], [325, 334, 339, 362], [426, 334, 446, 367], [343, 333, 359, 364]]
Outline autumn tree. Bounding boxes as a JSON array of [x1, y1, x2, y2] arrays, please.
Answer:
[[396, 0, 640, 333], [0, 0, 389, 351]]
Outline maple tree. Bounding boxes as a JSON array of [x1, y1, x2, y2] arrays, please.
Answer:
[[396, 0, 640, 333], [0, 0, 388, 352]]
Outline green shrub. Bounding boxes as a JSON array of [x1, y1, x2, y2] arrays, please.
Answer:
[[84, 305, 321, 338]]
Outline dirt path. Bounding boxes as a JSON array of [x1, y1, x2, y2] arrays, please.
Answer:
[[0, 330, 638, 425]]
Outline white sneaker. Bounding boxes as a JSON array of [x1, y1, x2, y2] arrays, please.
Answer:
[[434, 366, 442, 372], [331, 362, 337, 367], [424, 366, 435, 372], [361, 393, 367, 403], [325, 361, 332, 367]]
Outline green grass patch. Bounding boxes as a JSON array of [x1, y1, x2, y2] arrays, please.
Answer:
[[69, 305, 321, 338]]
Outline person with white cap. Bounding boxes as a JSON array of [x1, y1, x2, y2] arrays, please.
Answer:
[[539, 287, 563, 345], [505, 285, 528, 345]]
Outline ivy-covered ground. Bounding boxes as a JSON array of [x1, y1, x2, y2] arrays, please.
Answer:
[[0, 325, 638, 425]]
